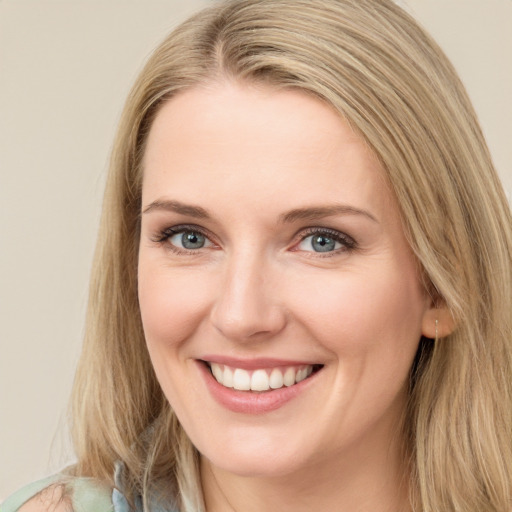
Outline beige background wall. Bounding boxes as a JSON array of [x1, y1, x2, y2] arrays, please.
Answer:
[[1, 0, 510, 499]]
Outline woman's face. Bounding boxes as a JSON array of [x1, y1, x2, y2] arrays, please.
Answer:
[[138, 81, 435, 478]]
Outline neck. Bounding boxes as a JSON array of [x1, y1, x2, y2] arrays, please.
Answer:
[[200, 432, 412, 512]]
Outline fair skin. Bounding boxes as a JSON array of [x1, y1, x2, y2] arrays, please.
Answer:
[[137, 81, 442, 512], [20, 81, 447, 512]]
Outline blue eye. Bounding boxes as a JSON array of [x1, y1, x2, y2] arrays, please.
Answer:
[[296, 230, 355, 254], [299, 234, 340, 252], [168, 230, 212, 250]]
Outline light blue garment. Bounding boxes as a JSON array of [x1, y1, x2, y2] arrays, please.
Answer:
[[1, 464, 176, 512], [1, 475, 64, 512], [1, 475, 114, 512]]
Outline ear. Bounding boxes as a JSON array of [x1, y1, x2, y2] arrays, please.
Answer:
[[421, 303, 456, 339]]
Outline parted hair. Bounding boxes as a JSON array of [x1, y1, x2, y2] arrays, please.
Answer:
[[69, 1, 512, 511]]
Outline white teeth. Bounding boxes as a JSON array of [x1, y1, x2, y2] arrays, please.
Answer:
[[283, 367, 296, 387], [223, 366, 234, 388], [233, 369, 251, 390], [251, 369, 270, 391], [209, 362, 316, 392], [296, 366, 313, 383], [295, 368, 307, 383], [212, 363, 223, 382], [269, 368, 284, 389]]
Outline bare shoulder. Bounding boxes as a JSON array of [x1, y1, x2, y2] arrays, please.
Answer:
[[17, 485, 71, 512]]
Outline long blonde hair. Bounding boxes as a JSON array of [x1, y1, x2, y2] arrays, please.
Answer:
[[70, 1, 512, 510]]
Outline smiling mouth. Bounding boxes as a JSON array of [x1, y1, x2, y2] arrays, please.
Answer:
[[204, 362, 323, 392]]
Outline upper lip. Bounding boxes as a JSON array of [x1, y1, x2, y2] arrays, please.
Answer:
[[200, 355, 322, 370]]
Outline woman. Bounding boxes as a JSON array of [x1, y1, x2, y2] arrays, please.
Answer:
[[4, 0, 511, 511]]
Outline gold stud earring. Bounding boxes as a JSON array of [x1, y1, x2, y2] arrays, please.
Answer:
[[435, 318, 439, 342]]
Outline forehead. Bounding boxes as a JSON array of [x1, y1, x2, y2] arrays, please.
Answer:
[[141, 81, 394, 221], [144, 81, 376, 164]]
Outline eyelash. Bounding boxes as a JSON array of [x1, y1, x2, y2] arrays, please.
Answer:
[[294, 227, 357, 256], [151, 224, 216, 255], [151, 224, 357, 256]]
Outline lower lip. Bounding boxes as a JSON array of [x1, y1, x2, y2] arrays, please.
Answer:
[[197, 361, 320, 414]]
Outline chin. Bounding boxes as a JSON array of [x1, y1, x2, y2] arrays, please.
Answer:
[[194, 428, 319, 479], [201, 450, 311, 479]]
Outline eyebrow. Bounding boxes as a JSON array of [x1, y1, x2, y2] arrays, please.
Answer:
[[280, 205, 378, 224], [142, 199, 211, 218], [142, 199, 378, 224]]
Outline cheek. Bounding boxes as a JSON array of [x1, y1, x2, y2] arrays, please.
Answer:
[[137, 261, 216, 414], [138, 262, 213, 350], [289, 263, 427, 359]]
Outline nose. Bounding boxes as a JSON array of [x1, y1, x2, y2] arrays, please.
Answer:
[[210, 250, 287, 342]]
